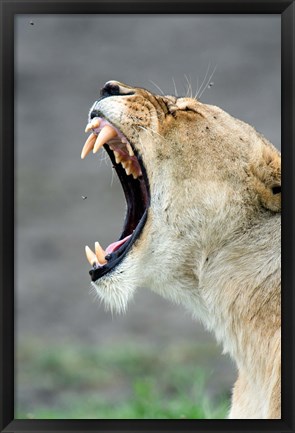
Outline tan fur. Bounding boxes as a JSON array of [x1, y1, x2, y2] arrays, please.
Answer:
[[91, 81, 281, 419]]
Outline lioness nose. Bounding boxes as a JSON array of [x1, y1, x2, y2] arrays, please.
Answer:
[[100, 81, 120, 97], [90, 81, 135, 120], [100, 81, 135, 97]]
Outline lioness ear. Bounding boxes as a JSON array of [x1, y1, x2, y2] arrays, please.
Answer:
[[251, 145, 281, 212]]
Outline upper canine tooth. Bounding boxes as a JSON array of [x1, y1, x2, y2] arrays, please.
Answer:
[[95, 241, 107, 264], [85, 245, 98, 266], [81, 133, 97, 159], [93, 125, 117, 154]]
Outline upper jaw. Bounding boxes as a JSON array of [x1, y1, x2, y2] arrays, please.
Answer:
[[81, 90, 151, 282], [81, 115, 142, 180]]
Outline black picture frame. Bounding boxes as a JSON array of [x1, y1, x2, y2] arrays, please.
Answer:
[[0, 1, 294, 432]]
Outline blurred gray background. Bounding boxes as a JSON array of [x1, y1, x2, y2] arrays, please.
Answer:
[[15, 14, 281, 418]]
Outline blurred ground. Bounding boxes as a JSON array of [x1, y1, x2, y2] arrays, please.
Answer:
[[16, 341, 231, 419], [15, 14, 280, 418]]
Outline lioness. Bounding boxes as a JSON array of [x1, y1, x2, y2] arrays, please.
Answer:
[[81, 80, 281, 419]]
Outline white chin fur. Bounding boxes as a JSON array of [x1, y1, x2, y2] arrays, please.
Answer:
[[90, 258, 139, 314], [91, 279, 134, 314]]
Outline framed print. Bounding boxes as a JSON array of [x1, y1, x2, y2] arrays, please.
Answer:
[[0, 1, 294, 432]]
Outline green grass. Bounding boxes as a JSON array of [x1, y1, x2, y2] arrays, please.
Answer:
[[16, 341, 229, 419]]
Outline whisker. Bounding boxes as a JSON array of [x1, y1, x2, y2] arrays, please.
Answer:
[[138, 135, 147, 156], [138, 124, 168, 143], [184, 74, 189, 97], [198, 64, 217, 100], [110, 162, 115, 186], [128, 113, 159, 125], [195, 62, 211, 99], [189, 74, 194, 98], [172, 76, 178, 97], [148, 79, 165, 96], [97, 150, 107, 169], [184, 74, 193, 98]]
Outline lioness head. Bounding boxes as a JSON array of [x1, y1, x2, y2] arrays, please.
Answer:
[[82, 80, 281, 314]]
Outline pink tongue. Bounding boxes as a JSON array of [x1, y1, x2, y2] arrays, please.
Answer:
[[105, 234, 132, 254]]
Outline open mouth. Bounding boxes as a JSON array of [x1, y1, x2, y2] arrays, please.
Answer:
[[81, 112, 150, 282]]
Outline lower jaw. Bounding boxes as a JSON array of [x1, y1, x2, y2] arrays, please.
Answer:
[[89, 208, 149, 282]]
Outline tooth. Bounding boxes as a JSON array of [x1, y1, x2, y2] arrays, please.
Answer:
[[132, 172, 138, 179], [81, 133, 97, 159], [85, 118, 100, 133], [121, 160, 129, 169], [114, 150, 122, 164], [126, 166, 132, 176], [93, 125, 117, 154], [123, 160, 133, 175], [85, 123, 93, 133], [126, 142, 134, 156], [91, 118, 100, 129], [95, 241, 107, 264], [85, 245, 98, 266], [129, 160, 136, 170]]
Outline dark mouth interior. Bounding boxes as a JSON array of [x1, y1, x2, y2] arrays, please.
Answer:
[[105, 144, 149, 240], [89, 129, 150, 282]]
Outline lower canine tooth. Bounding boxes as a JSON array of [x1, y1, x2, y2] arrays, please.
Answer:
[[93, 125, 117, 154], [85, 245, 98, 266], [95, 241, 107, 264]]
